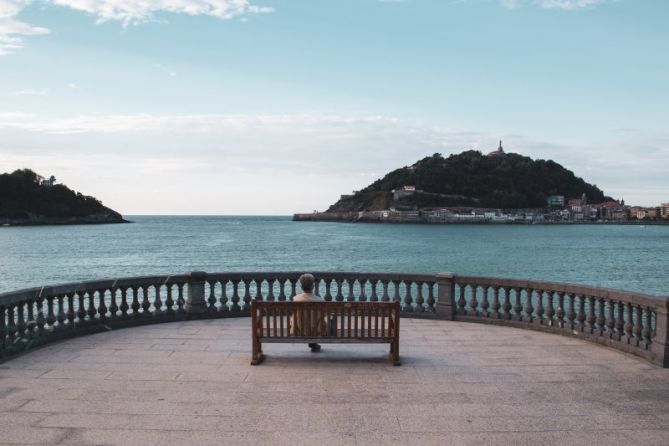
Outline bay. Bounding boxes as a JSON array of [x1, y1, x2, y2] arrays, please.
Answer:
[[0, 216, 667, 296]]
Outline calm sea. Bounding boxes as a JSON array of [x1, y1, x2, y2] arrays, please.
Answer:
[[1, 216, 667, 296]]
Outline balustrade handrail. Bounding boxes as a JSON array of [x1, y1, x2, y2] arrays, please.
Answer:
[[1, 271, 667, 367], [451, 275, 666, 308]]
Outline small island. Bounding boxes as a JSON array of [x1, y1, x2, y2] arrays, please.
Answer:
[[0, 169, 129, 226], [295, 144, 669, 224]]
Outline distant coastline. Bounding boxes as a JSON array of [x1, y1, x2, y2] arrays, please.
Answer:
[[293, 212, 669, 226], [1, 215, 130, 227]]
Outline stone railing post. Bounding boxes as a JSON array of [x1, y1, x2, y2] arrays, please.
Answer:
[[185, 271, 208, 317], [436, 272, 456, 320], [651, 298, 669, 367]]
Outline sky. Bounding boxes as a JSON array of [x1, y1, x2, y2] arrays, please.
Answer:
[[0, 0, 667, 214]]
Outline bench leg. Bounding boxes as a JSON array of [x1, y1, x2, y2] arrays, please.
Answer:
[[251, 341, 264, 365], [389, 341, 400, 366]]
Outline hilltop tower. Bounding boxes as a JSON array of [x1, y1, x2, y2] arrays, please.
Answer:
[[488, 140, 506, 157]]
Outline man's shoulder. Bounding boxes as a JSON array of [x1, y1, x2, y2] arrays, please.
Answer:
[[293, 293, 324, 302]]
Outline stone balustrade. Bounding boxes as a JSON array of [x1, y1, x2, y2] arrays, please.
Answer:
[[1, 271, 667, 367]]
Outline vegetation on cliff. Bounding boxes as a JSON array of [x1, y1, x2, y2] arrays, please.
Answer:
[[328, 151, 608, 212], [0, 169, 125, 224]]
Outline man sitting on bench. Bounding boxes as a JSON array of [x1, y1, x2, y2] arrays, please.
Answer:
[[292, 273, 323, 352]]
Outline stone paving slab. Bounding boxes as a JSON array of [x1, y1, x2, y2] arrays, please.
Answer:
[[1, 317, 668, 445]]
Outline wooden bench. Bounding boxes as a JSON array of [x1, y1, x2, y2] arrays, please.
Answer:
[[251, 301, 401, 365]]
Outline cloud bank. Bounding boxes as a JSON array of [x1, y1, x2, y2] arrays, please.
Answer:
[[0, 112, 665, 213]]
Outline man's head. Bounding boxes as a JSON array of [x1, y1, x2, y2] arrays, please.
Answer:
[[298, 273, 315, 293]]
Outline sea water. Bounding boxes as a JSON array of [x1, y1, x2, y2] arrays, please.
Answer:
[[0, 216, 667, 296]]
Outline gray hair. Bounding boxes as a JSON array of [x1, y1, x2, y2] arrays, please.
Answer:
[[298, 273, 315, 293]]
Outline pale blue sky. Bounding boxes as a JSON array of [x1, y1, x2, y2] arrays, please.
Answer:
[[1, 0, 667, 213]]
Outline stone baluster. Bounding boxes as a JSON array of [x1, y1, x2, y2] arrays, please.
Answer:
[[109, 288, 119, 318], [555, 292, 565, 328], [242, 281, 252, 311], [457, 284, 467, 315], [480, 286, 490, 317], [77, 291, 88, 322], [140, 286, 151, 317], [120, 288, 129, 318], [381, 280, 390, 303], [576, 295, 586, 331], [206, 281, 218, 314], [415, 282, 425, 312], [642, 308, 652, 347], [502, 287, 512, 320], [567, 293, 576, 330], [634, 305, 643, 346], [615, 301, 625, 341], [490, 286, 500, 319], [220, 280, 231, 309], [347, 280, 355, 302], [267, 279, 274, 302], [46, 295, 57, 328], [392, 281, 401, 304], [289, 279, 297, 299], [5, 305, 16, 344], [535, 290, 545, 324], [545, 291, 555, 326], [624, 302, 634, 343], [66, 293, 76, 326], [177, 283, 186, 314], [278, 278, 287, 301], [586, 296, 596, 333], [403, 281, 414, 312], [98, 289, 108, 320], [468, 285, 479, 316], [596, 298, 606, 336], [36, 297, 46, 336], [427, 282, 436, 312], [606, 300, 615, 339], [165, 285, 175, 316], [16, 303, 26, 339], [359, 280, 367, 302], [56, 294, 66, 327], [231, 279, 242, 311], [0, 305, 7, 353], [335, 280, 344, 302], [152, 283, 163, 317], [26, 300, 35, 336], [524, 288, 534, 322], [513, 288, 523, 321], [130, 287, 140, 319], [370, 281, 379, 303], [324, 279, 333, 301]]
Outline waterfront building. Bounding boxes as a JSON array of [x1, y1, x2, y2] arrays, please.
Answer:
[[392, 185, 420, 201], [661, 203, 669, 219], [547, 195, 564, 208]]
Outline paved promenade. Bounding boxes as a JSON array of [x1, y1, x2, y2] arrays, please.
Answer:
[[1, 318, 668, 445]]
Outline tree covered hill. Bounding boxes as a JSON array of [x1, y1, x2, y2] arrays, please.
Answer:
[[0, 169, 126, 225], [328, 151, 608, 212]]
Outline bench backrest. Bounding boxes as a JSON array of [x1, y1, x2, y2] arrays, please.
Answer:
[[251, 301, 400, 340]]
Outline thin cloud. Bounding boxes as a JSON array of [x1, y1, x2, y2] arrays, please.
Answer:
[[499, 0, 613, 9], [12, 88, 49, 96], [0, 0, 273, 55]]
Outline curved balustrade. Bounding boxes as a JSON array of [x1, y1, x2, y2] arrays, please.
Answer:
[[1, 271, 667, 367]]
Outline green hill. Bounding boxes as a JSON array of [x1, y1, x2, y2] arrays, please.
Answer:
[[0, 169, 127, 225], [328, 151, 608, 212]]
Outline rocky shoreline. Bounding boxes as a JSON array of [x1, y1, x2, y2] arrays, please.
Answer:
[[1, 214, 130, 227]]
